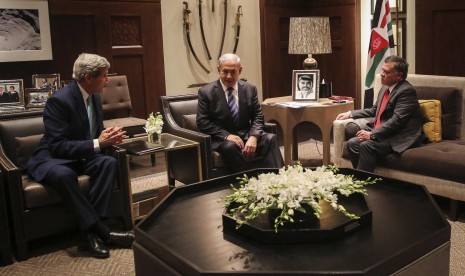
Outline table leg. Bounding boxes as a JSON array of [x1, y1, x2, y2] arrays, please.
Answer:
[[322, 127, 331, 166], [282, 124, 293, 165]]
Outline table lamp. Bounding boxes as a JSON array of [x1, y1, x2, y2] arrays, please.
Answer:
[[288, 17, 332, 69]]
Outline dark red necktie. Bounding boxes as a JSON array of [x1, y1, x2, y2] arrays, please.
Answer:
[[374, 88, 390, 128]]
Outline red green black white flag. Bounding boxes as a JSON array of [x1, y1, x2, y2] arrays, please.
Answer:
[[364, 0, 395, 108]]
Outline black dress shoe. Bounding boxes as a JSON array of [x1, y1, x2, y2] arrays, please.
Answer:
[[105, 231, 135, 248], [78, 233, 110, 259]]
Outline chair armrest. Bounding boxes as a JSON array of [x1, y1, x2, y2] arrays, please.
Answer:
[[333, 119, 353, 166], [264, 122, 277, 134]]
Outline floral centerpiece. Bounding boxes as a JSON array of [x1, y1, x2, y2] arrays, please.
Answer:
[[224, 164, 380, 232], [144, 112, 163, 143]]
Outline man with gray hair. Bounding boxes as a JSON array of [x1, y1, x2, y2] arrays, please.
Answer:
[[27, 53, 134, 259], [197, 53, 284, 173]]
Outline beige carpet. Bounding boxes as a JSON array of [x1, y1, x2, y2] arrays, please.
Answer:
[[1, 140, 464, 275]]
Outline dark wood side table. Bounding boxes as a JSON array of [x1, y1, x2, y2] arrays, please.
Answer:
[[0, 170, 13, 266], [134, 168, 450, 275], [119, 133, 202, 222]]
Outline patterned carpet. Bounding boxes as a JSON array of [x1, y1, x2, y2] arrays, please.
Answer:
[[1, 141, 464, 275]]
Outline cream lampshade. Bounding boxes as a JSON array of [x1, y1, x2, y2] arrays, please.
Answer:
[[288, 17, 332, 69]]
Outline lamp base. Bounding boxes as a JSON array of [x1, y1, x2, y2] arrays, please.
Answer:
[[303, 56, 318, 69]]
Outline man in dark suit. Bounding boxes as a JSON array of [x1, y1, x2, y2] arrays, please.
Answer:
[[27, 53, 134, 259], [197, 53, 284, 173], [336, 55, 423, 172], [8, 86, 19, 102]]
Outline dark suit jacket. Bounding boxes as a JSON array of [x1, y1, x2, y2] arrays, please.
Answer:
[[352, 79, 423, 153], [196, 79, 265, 149], [27, 81, 104, 181]]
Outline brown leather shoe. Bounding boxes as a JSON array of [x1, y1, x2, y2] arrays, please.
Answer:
[[78, 233, 110, 259], [105, 231, 135, 248]]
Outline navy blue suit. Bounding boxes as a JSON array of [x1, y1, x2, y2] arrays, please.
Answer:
[[27, 81, 116, 230]]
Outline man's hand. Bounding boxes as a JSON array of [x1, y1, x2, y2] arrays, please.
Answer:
[[226, 134, 244, 149], [356, 130, 372, 141], [243, 136, 257, 158], [336, 111, 352, 120], [98, 127, 126, 148]]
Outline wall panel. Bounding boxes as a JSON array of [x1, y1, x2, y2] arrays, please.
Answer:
[[416, 0, 465, 76]]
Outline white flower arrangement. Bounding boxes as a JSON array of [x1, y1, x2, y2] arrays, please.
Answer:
[[144, 112, 163, 142], [224, 164, 380, 232]]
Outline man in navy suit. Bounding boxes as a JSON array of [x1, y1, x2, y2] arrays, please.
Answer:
[[197, 53, 284, 173], [336, 55, 423, 172], [27, 53, 134, 258]]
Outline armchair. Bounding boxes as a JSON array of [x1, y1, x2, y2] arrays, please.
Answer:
[[101, 75, 147, 137], [160, 94, 278, 182], [0, 116, 133, 261]]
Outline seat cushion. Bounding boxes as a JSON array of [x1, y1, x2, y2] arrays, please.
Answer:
[[381, 140, 465, 183], [22, 174, 90, 209], [419, 99, 442, 142]]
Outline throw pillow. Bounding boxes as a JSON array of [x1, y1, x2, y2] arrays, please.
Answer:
[[183, 114, 199, 131], [15, 134, 43, 169], [419, 99, 442, 143]]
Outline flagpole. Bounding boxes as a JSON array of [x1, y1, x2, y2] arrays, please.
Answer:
[[395, 0, 400, 56]]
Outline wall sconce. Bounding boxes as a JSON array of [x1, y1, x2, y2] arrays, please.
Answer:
[[288, 17, 332, 69]]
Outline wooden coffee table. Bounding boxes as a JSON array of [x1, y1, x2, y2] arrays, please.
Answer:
[[133, 168, 450, 275]]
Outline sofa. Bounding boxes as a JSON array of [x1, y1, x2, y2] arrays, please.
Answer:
[[333, 74, 465, 220], [0, 115, 133, 260]]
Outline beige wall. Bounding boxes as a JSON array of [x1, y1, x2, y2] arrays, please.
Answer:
[[161, 0, 262, 99], [162, 0, 416, 100]]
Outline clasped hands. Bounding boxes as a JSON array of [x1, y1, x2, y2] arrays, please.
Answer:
[[98, 127, 126, 148], [226, 134, 257, 158]]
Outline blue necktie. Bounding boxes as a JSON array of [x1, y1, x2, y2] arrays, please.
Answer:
[[87, 96, 95, 138], [227, 87, 238, 124]]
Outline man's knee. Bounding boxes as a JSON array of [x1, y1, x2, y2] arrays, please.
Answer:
[[219, 140, 241, 154]]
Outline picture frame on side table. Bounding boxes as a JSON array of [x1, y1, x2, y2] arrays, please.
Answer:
[[24, 88, 52, 109], [0, 79, 24, 105], [32, 74, 60, 93], [0, 1, 52, 62], [292, 70, 320, 102]]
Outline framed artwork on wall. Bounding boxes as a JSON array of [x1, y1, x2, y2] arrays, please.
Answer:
[[0, 0, 52, 62], [32, 74, 60, 93], [24, 88, 52, 109], [0, 79, 24, 105], [292, 70, 320, 102]]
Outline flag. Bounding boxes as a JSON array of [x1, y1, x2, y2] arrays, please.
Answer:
[[364, 0, 395, 108]]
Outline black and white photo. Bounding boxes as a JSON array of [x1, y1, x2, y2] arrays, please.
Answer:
[[292, 70, 320, 101]]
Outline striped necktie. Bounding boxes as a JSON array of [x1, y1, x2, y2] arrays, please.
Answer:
[[227, 87, 238, 124], [87, 95, 95, 138]]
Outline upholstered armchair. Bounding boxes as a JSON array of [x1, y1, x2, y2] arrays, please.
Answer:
[[0, 116, 133, 261], [101, 75, 147, 138], [160, 94, 278, 182]]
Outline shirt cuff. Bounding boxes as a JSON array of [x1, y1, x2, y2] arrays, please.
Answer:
[[93, 139, 100, 152]]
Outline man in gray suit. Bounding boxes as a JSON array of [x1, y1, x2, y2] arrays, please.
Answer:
[[197, 53, 284, 173], [336, 55, 423, 172]]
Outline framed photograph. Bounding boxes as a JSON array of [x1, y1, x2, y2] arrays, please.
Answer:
[[292, 70, 320, 101], [0, 79, 24, 105], [0, 1, 52, 62], [24, 88, 52, 109], [32, 74, 61, 93]]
